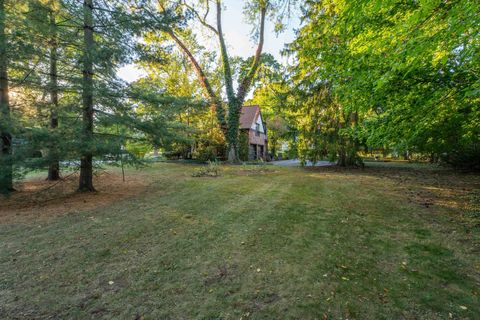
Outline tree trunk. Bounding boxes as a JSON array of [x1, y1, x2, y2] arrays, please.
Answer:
[[167, 30, 227, 134], [227, 5, 266, 162], [47, 8, 60, 181], [0, 0, 13, 194], [167, 2, 267, 160], [337, 146, 347, 167], [226, 100, 241, 162], [227, 146, 237, 162], [270, 137, 276, 160], [78, 0, 95, 192]]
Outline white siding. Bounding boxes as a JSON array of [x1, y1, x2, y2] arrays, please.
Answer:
[[250, 113, 265, 133]]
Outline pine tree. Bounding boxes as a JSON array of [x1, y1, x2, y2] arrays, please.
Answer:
[[47, 0, 60, 180], [0, 0, 13, 194], [78, 0, 95, 191]]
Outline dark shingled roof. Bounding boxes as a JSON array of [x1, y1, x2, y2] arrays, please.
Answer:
[[239, 105, 260, 129]]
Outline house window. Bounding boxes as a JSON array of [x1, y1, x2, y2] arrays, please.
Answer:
[[255, 123, 260, 136]]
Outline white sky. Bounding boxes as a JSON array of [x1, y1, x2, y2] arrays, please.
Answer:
[[117, 0, 300, 83]]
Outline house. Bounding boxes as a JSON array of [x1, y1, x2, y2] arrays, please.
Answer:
[[239, 105, 268, 161]]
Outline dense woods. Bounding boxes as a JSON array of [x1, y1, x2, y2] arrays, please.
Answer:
[[0, 0, 479, 194]]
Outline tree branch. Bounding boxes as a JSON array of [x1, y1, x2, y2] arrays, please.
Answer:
[[166, 31, 214, 101], [166, 29, 226, 130], [153, 1, 227, 130], [182, 0, 218, 35], [236, 5, 267, 103], [216, 0, 235, 104]]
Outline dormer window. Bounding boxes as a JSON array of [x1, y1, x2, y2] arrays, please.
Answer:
[[256, 123, 260, 136]]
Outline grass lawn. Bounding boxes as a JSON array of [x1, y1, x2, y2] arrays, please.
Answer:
[[1, 163, 479, 319]]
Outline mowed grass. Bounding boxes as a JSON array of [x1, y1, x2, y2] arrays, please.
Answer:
[[1, 163, 479, 319]]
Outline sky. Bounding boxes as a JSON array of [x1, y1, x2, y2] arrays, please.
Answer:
[[117, 0, 300, 83]]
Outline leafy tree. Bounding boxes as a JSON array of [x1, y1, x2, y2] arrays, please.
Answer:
[[140, 0, 295, 162], [246, 56, 293, 159], [290, 0, 479, 168]]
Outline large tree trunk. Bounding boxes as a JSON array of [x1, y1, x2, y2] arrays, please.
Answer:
[[47, 7, 60, 181], [78, 0, 95, 192], [225, 4, 267, 163], [166, 2, 267, 163], [0, 0, 13, 194], [226, 100, 242, 162]]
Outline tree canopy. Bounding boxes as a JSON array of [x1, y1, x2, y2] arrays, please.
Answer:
[[1, 0, 478, 194], [288, 0, 479, 167]]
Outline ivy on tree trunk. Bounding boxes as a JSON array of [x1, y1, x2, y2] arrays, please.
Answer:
[[164, 1, 267, 163]]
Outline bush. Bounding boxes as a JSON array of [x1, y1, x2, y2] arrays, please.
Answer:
[[192, 160, 220, 177], [194, 146, 220, 162]]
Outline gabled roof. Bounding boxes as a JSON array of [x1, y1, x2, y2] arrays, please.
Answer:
[[239, 105, 260, 129]]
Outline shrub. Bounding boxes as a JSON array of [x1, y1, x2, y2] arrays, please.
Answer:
[[192, 160, 220, 177], [194, 146, 219, 162]]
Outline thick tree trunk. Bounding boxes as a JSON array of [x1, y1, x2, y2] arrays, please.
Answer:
[[216, 1, 235, 103], [0, 0, 13, 194], [226, 101, 242, 162], [47, 8, 60, 181], [222, 3, 267, 163], [78, 0, 95, 192], [227, 146, 237, 162], [168, 2, 267, 162]]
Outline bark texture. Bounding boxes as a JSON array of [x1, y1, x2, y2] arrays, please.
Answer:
[[0, 0, 13, 194], [78, 0, 95, 192], [47, 7, 60, 181]]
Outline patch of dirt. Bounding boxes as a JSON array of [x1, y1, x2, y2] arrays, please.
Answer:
[[0, 171, 148, 224], [235, 292, 281, 315], [204, 263, 238, 286]]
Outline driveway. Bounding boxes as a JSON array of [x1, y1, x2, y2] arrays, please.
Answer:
[[271, 159, 334, 167]]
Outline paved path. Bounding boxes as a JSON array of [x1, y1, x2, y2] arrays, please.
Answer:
[[271, 159, 334, 167]]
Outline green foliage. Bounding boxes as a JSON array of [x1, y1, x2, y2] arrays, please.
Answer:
[[238, 130, 249, 161], [246, 63, 294, 160], [125, 141, 151, 158], [0, 0, 205, 192], [289, 0, 480, 168], [191, 160, 220, 177]]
